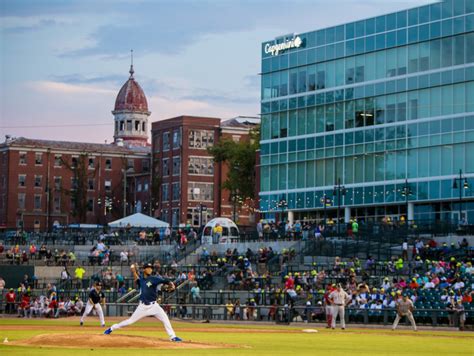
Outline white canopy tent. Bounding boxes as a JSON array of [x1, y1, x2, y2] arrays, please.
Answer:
[[108, 213, 169, 228]]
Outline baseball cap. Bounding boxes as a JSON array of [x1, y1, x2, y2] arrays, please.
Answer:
[[143, 263, 153, 269]]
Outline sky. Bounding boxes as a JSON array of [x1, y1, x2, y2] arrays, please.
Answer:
[[0, 0, 435, 144]]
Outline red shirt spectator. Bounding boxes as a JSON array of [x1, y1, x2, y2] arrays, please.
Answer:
[[6, 289, 16, 303]]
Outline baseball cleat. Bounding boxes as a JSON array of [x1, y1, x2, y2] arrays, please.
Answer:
[[101, 324, 105, 327], [103, 328, 113, 335], [80, 321, 83, 326], [171, 337, 182, 342]]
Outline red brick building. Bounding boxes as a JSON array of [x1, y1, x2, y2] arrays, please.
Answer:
[[0, 138, 150, 231], [0, 65, 152, 232], [151, 115, 259, 228]]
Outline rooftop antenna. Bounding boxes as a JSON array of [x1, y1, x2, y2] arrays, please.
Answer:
[[129, 49, 134, 78]]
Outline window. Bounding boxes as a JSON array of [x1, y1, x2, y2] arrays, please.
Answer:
[[142, 122, 146, 132], [144, 182, 149, 192], [126, 120, 132, 131], [54, 155, 62, 167], [18, 193, 25, 209], [172, 156, 181, 175], [35, 153, 43, 165], [34, 194, 42, 210], [18, 175, 26, 187], [120, 121, 124, 131], [172, 208, 180, 227], [88, 179, 94, 190], [142, 159, 150, 172], [19, 152, 27, 165], [127, 159, 134, 170], [34, 175, 42, 188], [53, 196, 61, 212], [71, 178, 78, 190], [137, 183, 142, 192], [54, 177, 62, 190], [105, 180, 111, 192], [163, 158, 170, 176], [188, 182, 214, 201], [105, 158, 112, 170], [88, 158, 94, 169], [162, 184, 169, 201], [72, 156, 78, 169], [163, 131, 170, 151], [135, 120, 140, 131], [188, 156, 214, 175], [188, 130, 214, 149], [172, 182, 180, 201], [87, 199, 94, 212], [172, 129, 181, 149]]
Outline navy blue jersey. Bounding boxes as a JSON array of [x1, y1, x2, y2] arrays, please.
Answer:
[[137, 274, 172, 303], [88, 288, 105, 304]]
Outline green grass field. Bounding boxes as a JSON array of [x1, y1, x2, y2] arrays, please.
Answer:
[[0, 318, 472, 355]]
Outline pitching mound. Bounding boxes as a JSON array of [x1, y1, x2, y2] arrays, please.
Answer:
[[8, 333, 239, 349]]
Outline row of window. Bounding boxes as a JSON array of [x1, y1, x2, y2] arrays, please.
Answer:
[[17, 153, 141, 171], [261, 142, 474, 192], [263, 16, 474, 73], [162, 157, 181, 176], [260, 178, 474, 211], [153, 129, 214, 152], [188, 182, 214, 202], [263, 0, 472, 62], [115, 119, 146, 133], [162, 182, 180, 202], [262, 82, 474, 141], [17, 175, 114, 192], [17, 194, 63, 212], [262, 33, 474, 100], [262, 66, 474, 117], [261, 115, 474, 157]]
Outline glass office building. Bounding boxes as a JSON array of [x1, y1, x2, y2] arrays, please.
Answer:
[[259, 0, 474, 223]]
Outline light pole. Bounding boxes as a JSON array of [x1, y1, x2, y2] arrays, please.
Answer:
[[197, 203, 207, 231], [453, 169, 469, 223], [333, 178, 346, 236], [320, 194, 331, 226], [400, 179, 413, 222], [277, 197, 288, 223]]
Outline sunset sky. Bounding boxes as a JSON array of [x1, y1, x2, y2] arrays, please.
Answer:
[[0, 0, 434, 143]]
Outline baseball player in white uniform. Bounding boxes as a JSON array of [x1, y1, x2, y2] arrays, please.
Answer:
[[329, 283, 350, 329], [80, 281, 106, 326], [104, 263, 182, 342], [392, 294, 417, 331]]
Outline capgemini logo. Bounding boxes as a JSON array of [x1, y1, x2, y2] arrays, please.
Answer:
[[265, 36, 303, 56]]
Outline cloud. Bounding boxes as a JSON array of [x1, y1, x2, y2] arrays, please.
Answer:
[[50, 74, 125, 86], [27, 81, 115, 95], [1, 18, 59, 34]]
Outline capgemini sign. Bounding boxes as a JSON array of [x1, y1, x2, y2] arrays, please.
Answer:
[[264, 36, 303, 56]]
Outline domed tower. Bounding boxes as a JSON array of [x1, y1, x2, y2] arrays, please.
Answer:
[[112, 58, 150, 147]]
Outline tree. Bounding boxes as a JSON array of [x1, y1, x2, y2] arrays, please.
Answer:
[[208, 126, 260, 201], [61, 153, 96, 222]]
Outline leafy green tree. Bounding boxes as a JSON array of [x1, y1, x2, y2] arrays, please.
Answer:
[[208, 126, 260, 201]]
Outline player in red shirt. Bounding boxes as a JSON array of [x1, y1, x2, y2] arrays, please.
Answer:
[[323, 284, 335, 328]]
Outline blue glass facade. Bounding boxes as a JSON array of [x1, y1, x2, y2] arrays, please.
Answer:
[[260, 0, 474, 223]]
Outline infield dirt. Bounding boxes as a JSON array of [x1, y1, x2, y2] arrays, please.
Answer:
[[8, 333, 240, 349]]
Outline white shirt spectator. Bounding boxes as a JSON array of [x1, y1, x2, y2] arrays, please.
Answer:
[[96, 242, 106, 252], [120, 251, 128, 263], [453, 281, 465, 290], [424, 281, 435, 289]]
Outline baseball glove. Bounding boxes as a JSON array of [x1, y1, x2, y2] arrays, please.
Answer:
[[161, 283, 176, 293]]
